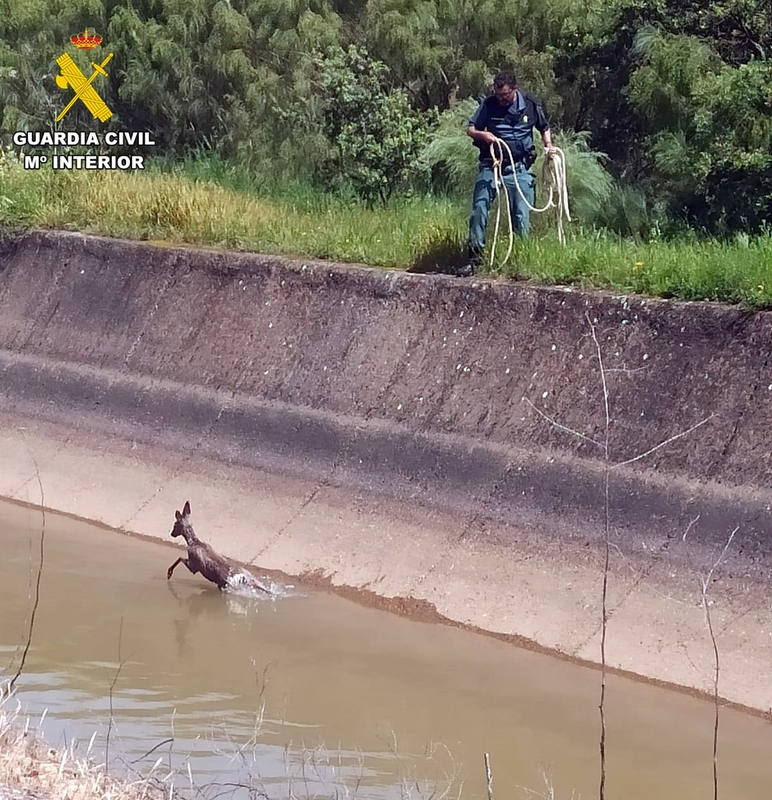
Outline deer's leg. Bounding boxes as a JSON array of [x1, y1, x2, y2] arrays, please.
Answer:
[[167, 557, 198, 580], [167, 558, 183, 580]]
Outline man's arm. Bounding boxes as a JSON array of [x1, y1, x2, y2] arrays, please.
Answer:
[[467, 102, 496, 146], [533, 99, 557, 160], [467, 125, 497, 146]]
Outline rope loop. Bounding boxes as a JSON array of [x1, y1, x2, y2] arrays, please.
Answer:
[[487, 138, 571, 270]]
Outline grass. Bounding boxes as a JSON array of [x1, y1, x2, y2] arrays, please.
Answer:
[[3, 151, 772, 309], [0, 151, 465, 269], [0, 692, 168, 800], [494, 230, 772, 308]]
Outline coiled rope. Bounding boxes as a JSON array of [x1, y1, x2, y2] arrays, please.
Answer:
[[488, 138, 571, 269]]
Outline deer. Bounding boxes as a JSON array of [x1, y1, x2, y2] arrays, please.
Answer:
[[166, 501, 271, 594]]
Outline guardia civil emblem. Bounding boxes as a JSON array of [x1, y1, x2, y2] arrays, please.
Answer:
[[55, 29, 114, 123]]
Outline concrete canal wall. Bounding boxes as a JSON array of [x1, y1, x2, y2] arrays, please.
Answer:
[[1, 230, 771, 712]]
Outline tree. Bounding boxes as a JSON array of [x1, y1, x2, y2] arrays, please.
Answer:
[[626, 27, 772, 232], [612, 0, 772, 64], [559, 0, 772, 233], [0, 0, 108, 133], [361, 0, 595, 114], [296, 45, 435, 204]]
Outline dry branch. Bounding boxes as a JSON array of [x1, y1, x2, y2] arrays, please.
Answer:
[[9, 451, 47, 693], [524, 313, 719, 800], [701, 526, 738, 800]]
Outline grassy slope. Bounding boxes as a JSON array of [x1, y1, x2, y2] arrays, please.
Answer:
[[2, 155, 772, 309]]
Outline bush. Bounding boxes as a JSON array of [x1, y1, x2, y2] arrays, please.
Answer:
[[302, 45, 437, 205]]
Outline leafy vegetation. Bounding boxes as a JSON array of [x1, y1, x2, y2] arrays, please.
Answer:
[[282, 44, 436, 204], [1, 0, 772, 299]]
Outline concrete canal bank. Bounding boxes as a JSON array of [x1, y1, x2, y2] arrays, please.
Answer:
[[1, 230, 770, 712]]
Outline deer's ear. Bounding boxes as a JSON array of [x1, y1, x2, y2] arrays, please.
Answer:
[[175, 510, 182, 521], [183, 500, 191, 516]]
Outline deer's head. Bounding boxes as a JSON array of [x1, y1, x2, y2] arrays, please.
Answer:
[[171, 500, 193, 539]]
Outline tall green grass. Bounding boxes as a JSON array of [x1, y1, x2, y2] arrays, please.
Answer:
[[494, 229, 772, 308], [2, 151, 772, 309]]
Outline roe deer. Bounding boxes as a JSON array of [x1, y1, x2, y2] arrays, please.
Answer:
[[167, 501, 270, 594]]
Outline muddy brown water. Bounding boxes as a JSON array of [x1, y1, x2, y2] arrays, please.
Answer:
[[2, 500, 771, 800]]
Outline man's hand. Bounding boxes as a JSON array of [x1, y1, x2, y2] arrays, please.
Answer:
[[467, 126, 498, 146], [544, 144, 558, 160]]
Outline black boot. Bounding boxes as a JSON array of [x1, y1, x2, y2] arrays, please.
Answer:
[[452, 249, 482, 277]]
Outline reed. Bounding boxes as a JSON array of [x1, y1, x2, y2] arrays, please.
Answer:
[[0, 690, 167, 800]]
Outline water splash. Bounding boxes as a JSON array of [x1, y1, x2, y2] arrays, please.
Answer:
[[225, 571, 297, 600]]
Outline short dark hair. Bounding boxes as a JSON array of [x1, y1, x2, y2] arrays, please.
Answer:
[[493, 71, 517, 90]]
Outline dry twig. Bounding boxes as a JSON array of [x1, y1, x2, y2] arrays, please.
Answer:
[[524, 313, 719, 800], [9, 452, 47, 693], [587, 318, 610, 800], [701, 526, 738, 800], [484, 752, 494, 800], [105, 616, 126, 770]]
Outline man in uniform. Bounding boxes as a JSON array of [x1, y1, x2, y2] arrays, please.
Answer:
[[459, 71, 556, 276]]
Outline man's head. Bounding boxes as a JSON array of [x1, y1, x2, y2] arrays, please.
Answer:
[[493, 71, 517, 106]]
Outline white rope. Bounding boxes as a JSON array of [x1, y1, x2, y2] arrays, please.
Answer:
[[487, 138, 571, 269], [489, 139, 515, 268]]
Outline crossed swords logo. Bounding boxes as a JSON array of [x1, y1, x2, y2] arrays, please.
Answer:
[[55, 51, 114, 122]]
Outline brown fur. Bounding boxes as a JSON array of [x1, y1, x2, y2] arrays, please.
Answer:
[[166, 500, 244, 590]]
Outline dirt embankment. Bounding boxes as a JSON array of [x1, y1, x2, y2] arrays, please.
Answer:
[[1, 230, 771, 712]]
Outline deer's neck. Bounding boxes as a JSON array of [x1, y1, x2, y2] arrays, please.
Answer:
[[182, 528, 201, 547]]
